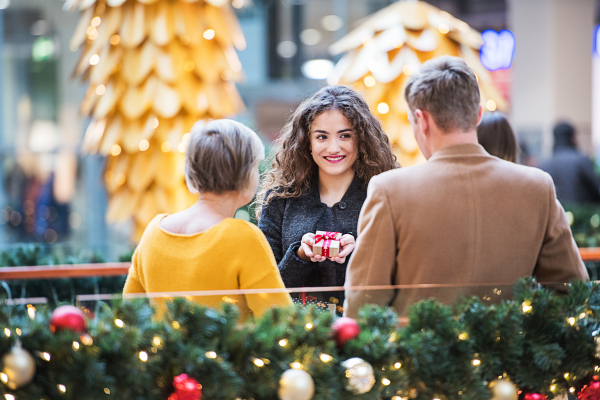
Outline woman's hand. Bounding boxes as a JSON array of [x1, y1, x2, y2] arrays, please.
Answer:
[[298, 233, 327, 262], [330, 234, 355, 264]]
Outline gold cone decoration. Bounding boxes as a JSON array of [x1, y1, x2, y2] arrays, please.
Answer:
[[67, 0, 246, 238], [328, 1, 507, 166]]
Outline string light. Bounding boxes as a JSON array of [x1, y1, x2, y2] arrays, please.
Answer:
[[4, 328, 10, 337], [382, 378, 391, 386], [377, 102, 390, 114], [153, 336, 161, 346], [305, 322, 313, 329], [0, 373, 7, 383], [203, 29, 215, 40], [109, 34, 120, 45], [89, 54, 100, 65], [254, 358, 265, 367], [27, 305, 36, 319], [110, 144, 121, 156], [394, 362, 402, 369], [486, 99, 497, 112], [364, 76, 376, 87], [550, 385, 556, 391], [96, 84, 106, 95], [206, 351, 217, 359], [438, 24, 449, 34], [580, 312, 587, 319], [564, 373, 569, 379], [291, 362, 302, 369], [91, 16, 101, 26], [104, 388, 111, 394], [568, 317, 576, 326], [569, 387, 575, 394], [278, 339, 288, 347], [114, 319, 124, 328], [320, 354, 332, 362], [72, 341, 80, 351], [58, 384, 66, 393], [139, 351, 148, 362], [42, 352, 51, 361], [522, 301, 532, 313], [139, 139, 150, 151], [172, 321, 180, 329], [15, 328, 21, 336], [472, 359, 481, 366], [458, 332, 468, 340], [5, 395, 14, 400]]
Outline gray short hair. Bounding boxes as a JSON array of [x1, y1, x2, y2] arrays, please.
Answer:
[[185, 119, 264, 194], [404, 56, 480, 133]]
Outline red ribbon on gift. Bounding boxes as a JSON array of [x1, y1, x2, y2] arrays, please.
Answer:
[[314, 232, 341, 258]]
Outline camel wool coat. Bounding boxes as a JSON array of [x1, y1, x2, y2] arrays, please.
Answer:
[[344, 143, 588, 317]]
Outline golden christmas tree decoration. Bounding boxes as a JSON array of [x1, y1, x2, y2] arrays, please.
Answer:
[[328, 0, 507, 166], [67, 0, 246, 238]]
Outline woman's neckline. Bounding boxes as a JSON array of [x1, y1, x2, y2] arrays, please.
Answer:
[[158, 214, 237, 237]]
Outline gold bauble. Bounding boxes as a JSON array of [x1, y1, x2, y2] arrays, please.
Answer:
[[2, 344, 36, 389], [490, 379, 518, 400]]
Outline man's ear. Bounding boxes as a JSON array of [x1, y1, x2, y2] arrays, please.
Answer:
[[415, 109, 430, 137], [476, 105, 483, 126]]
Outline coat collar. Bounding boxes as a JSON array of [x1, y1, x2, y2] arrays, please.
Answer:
[[429, 143, 490, 161]]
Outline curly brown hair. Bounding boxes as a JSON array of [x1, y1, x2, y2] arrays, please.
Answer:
[[255, 85, 400, 219]]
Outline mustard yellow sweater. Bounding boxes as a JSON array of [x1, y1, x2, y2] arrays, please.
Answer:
[[123, 214, 293, 318]]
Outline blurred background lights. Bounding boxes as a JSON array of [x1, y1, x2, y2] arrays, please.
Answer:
[[480, 29, 516, 71], [69, 212, 82, 229], [203, 29, 215, 40], [321, 15, 343, 31], [0, 0, 10, 10], [486, 99, 497, 111], [364, 76, 376, 87], [277, 40, 297, 58], [594, 25, 600, 56], [301, 59, 334, 80], [89, 54, 100, 65], [300, 29, 322, 46], [377, 102, 390, 114], [32, 37, 55, 62]]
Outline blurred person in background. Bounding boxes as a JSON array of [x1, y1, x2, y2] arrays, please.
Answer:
[[256, 85, 399, 303], [539, 122, 600, 205], [124, 119, 292, 319], [476, 112, 517, 163]]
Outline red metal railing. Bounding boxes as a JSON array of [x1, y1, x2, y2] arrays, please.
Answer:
[[0, 248, 600, 281]]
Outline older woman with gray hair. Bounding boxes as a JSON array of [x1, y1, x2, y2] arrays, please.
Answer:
[[124, 119, 292, 319]]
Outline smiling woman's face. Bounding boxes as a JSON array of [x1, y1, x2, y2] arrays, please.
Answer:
[[310, 109, 358, 180]]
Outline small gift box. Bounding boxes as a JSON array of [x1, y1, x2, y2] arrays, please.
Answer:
[[312, 231, 342, 258]]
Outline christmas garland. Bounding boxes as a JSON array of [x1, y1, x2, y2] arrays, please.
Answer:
[[1, 278, 600, 400]]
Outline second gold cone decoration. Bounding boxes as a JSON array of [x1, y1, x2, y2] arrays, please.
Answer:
[[328, 0, 507, 166], [67, 0, 246, 238]]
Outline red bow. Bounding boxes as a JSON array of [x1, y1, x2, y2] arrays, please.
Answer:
[[314, 232, 339, 244], [168, 374, 202, 400]]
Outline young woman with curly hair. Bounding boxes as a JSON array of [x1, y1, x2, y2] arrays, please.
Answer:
[[256, 85, 399, 300]]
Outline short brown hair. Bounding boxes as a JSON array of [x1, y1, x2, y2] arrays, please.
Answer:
[[477, 112, 517, 162], [185, 119, 264, 194], [404, 56, 480, 133]]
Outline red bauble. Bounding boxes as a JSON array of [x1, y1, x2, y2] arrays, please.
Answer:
[[331, 317, 360, 347], [49, 305, 88, 334], [169, 374, 202, 400]]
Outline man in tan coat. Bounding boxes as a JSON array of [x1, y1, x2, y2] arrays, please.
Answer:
[[344, 56, 588, 317]]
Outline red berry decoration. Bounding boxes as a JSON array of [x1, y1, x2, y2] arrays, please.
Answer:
[[331, 317, 360, 348], [580, 379, 600, 400], [523, 393, 545, 400], [49, 305, 88, 334], [168, 374, 202, 400]]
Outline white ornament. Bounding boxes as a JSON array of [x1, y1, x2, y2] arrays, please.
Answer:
[[341, 357, 376, 394], [278, 369, 315, 400], [2, 343, 36, 389]]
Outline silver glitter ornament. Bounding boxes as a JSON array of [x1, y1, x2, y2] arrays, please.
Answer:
[[341, 357, 375, 394]]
